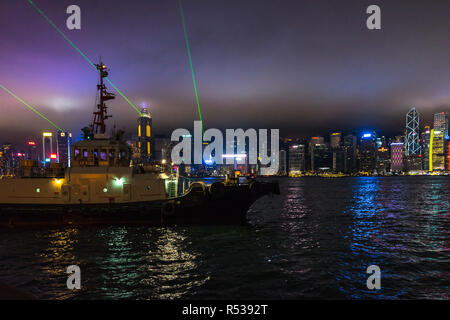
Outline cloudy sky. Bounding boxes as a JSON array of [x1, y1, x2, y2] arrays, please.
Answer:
[[1, 0, 449, 147]]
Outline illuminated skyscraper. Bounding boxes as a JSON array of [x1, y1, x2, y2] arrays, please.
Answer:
[[433, 112, 448, 134], [376, 146, 390, 175], [430, 129, 445, 171], [421, 126, 431, 170], [289, 144, 305, 174], [56, 131, 72, 167], [27, 140, 38, 161], [406, 108, 420, 156], [42, 132, 53, 164], [330, 132, 341, 149], [359, 133, 376, 174], [390, 142, 404, 172], [137, 107, 153, 163]]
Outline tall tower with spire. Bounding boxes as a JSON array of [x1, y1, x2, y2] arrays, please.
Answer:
[[137, 106, 153, 163], [406, 107, 420, 156]]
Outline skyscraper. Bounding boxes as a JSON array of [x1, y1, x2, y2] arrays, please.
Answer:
[[406, 107, 420, 156], [56, 131, 72, 167], [433, 112, 449, 134], [359, 133, 376, 174], [137, 107, 153, 163], [42, 132, 53, 165], [330, 132, 341, 149], [288, 144, 305, 174], [421, 126, 431, 171], [279, 149, 287, 175], [390, 142, 404, 172], [343, 134, 357, 173], [430, 129, 445, 171]]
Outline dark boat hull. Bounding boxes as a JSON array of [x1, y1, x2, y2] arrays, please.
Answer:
[[0, 180, 279, 227]]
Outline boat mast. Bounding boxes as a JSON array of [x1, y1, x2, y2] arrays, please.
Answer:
[[91, 62, 115, 134]]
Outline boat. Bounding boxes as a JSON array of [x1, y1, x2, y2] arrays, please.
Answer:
[[0, 62, 280, 227]]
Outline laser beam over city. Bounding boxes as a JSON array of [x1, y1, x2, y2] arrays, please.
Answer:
[[0, 83, 64, 132], [178, 0, 204, 133], [26, 0, 142, 117]]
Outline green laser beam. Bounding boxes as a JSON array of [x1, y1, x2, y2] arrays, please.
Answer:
[[0, 83, 64, 132], [178, 0, 204, 132], [26, 0, 142, 116]]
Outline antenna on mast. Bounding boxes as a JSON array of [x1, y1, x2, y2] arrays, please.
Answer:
[[91, 61, 115, 134]]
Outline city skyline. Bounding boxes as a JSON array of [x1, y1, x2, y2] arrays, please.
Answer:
[[1, 0, 450, 146]]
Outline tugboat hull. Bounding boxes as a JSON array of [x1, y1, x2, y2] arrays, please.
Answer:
[[0, 180, 279, 227]]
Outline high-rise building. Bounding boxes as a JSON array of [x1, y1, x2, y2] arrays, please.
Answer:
[[279, 149, 287, 175], [376, 146, 390, 175], [359, 133, 376, 174], [406, 107, 420, 156], [330, 132, 341, 149], [433, 112, 449, 134], [309, 137, 327, 172], [27, 140, 38, 162], [56, 131, 72, 167], [343, 135, 357, 173], [390, 142, 404, 172], [446, 140, 450, 171], [430, 129, 445, 171], [421, 126, 431, 171], [42, 132, 53, 165], [332, 148, 345, 173], [136, 107, 153, 163], [289, 144, 305, 174]]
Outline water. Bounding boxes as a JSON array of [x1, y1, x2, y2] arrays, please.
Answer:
[[0, 177, 448, 299]]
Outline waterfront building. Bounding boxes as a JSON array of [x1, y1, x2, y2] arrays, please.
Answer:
[[309, 137, 329, 172], [359, 133, 376, 174], [376, 146, 390, 175], [343, 134, 357, 173], [279, 149, 287, 175], [430, 129, 445, 171], [446, 139, 450, 171], [390, 142, 404, 172], [421, 126, 431, 171], [289, 144, 305, 174], [330, 132, 341, 149], [332, 148, 345, 173], [310, 141, 330, 172]]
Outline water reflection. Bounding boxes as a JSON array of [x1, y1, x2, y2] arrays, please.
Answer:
[[0, 177, 448, 299]]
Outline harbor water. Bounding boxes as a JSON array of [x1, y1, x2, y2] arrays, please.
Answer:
[[0, 177, 448, 299]]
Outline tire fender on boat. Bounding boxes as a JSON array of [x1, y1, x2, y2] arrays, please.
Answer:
[[162, 202, 176, 216], [210, 181, 226, 199], [250, 181, 263, 196]]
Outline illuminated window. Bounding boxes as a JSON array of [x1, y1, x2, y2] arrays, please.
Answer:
[[100, 149, 107, 161], [138, 124, 141, 137], [146, 124, 150, 137], [147, 141, 151, 155], [138, 141, 141, 148]]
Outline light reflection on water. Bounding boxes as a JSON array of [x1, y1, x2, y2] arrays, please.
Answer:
[[0, 177, 448, 299]]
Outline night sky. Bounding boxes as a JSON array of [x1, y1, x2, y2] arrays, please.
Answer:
[[1, 0, 450, 148]]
